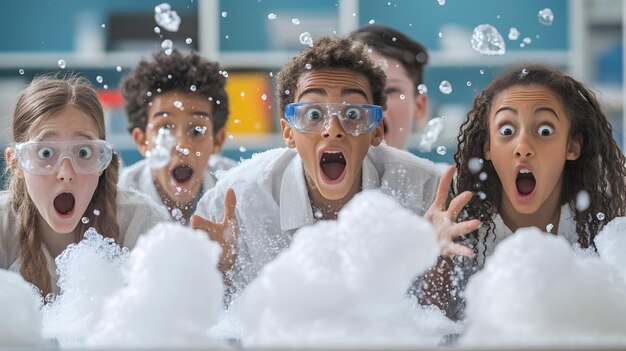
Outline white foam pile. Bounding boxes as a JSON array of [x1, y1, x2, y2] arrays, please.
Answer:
[[40, 223, 225, 348], [231, 190, 460, 348], [0, 269, 44, 347], [461, 225, 626, 347]]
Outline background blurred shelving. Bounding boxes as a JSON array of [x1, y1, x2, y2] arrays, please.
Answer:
[[0, 0, 623, 188]]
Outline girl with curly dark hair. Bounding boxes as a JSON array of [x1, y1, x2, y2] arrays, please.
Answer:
[[423, 64, 626, 319]]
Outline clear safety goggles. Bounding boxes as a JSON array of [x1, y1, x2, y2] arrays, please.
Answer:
[[284, 103, 383, 135], [14, 140, 114, 175]]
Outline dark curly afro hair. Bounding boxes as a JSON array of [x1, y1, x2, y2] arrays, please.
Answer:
[[121, 48, 229, 135], [276, 36, 387, 118]]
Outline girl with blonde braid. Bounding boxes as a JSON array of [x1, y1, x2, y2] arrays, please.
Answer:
[[1, 75, 167, 296]]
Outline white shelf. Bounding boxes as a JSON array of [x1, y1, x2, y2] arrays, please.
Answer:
[[0, 52, 151, 70]]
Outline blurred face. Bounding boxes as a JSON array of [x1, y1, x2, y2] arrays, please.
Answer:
[[371, 51, 427, 149], [281, 68, 384, 201], [17, 107, 102, 234], [484, 85, 580, 218], [133, 91, 225, 205]]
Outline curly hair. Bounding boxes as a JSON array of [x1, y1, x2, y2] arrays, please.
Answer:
[[275, 36, 387, 117], [120, 49, 229, 135], [455, 64, 626, 253], [8, 75, 120, 296], [349, 24, 428, 88]]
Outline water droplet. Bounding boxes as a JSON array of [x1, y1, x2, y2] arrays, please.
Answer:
[[468, 158, 483, 174], [519, 68, 529, 79], [417, 83, 428, 94], [508, 27, 520, 40], [234, 119, 240, 124], [147, 91, 153, 97], [267, 13, 277, 20], [471, 24, 506, 56], [57, 59, 66, 69], [436, 146, 447, 155], [116, 65, 122, 72], [597, 212, 605, 221], [368, 19, 375, 25], [546, 223, 554, 233], [284, 89, 290, 95], [103, 84, 108, 90], [93, 209, 100, 216], [228, 134, 234, 140], [161, 39, 173, 55], [299, 32, 313, 47], [173, 100, 183, 109], [479, 69, 485, 75], [195, 126, 207, 135], [261, 94, 267, 101], [171, 208, 183, 220], [477, 191, 486, 200], [292, 18, 300, 25], [239, 146, 247, 153], [96, 76, 103, 83], [522, 37, 532, 45], [195, 151, 201, 157], [225, 35, 229, 40], [185, 37, 193, 44], [438, 0, 446, 5], [221, 70, 229, 77], [18, 69, 24, 75], [538, 8, 554, 26], [221, 11, 228, 18], [438, 32, 443, 38], [305, 63, 312, 70], [439, 80, 453, 94], [154, 26, 161, 34], [314, 210, 323, 219], [466, 81, 472, 87], [81, 217, 90, 224], [479, 172, 487, 181], [399, 94, 406, 100], [154, 3, 181, 32], [269, 72, 274, 77], [576, 190, 590, 212], [418, 117, 445, 152], [190, 85, 196, 92]]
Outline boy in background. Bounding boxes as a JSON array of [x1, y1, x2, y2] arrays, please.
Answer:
[[119, 49, 235, 225], [350, 25, 429, 150]]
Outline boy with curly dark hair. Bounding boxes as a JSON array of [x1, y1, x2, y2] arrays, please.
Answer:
[[191, 36, 440, 292], [119, 48, 234, 225]]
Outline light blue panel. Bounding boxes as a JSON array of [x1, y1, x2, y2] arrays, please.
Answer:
[[1, 0, 197, 52], [219, 0, 339, 51], [358, 0, 568, 51]]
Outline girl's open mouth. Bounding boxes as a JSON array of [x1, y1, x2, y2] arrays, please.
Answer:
[[320, 150, 347, 183], [54, 192, 75, 215], [516, 169, 536, 196]]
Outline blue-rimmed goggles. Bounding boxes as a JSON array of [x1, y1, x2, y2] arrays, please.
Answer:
[[14, 140, 114, 175], [284, 103, 383, 136]]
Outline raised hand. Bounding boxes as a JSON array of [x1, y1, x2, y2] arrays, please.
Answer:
[[425, 166, 481, 257], [191, 188, 239, 274]]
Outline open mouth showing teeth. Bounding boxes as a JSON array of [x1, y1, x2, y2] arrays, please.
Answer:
[[516, 169, 536, 195], [172, 165, 194, 184], [320, 151, 346, 181], [54, 193, 75, 215]]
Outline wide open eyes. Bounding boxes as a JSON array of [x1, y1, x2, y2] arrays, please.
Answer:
[[37, 146, 54, 160], [498, 124, 516, 136]]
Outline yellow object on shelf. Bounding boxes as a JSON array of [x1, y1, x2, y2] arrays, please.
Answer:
[[225, 72, 274, 134]]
